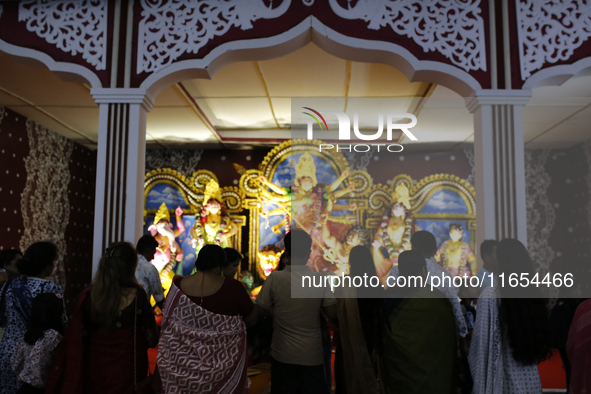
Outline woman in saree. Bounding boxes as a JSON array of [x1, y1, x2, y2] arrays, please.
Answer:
[[469, 239, 551, 394], [0, 242, 64, 394], [157, 244, 256, 394], [566, 299, 591, 393], [45, 242, 158, 394], [334, 245, 381, 394]]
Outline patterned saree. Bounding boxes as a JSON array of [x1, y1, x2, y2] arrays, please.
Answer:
[[157, 280, 248, 394]]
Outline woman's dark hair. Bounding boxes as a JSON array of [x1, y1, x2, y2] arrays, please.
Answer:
[[18, 242, 58, 277], [195, 244, 226, 271], [0, 249, 22, 269], [24, 293, 64, 345], [398, 250, 426, 278], [497, 238, 551, 365], [92, 242, 140, 332], [410, 231, 438, 258], [223, 248, 243, 268]]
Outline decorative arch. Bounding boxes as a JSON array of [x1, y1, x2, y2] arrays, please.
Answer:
[[522, 56, 591, 89], [142, 17, 484, 99], [0, 39, 102, 87]]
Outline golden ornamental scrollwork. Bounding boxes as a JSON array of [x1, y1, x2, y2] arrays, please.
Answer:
[[144, 168, 245, 215]]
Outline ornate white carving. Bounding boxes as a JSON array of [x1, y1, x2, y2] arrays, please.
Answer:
[[18, 0, 107, 70], [145, 149, 204, 177], [328, 0, 487, 72], [517, 0, 591, 80], [137, 0, 292, 73], [524, 150, 555, 276], [20, 120, 74, 290]]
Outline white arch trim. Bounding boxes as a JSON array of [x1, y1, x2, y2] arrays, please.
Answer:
[[141, 16, 483, 99], [522, 56, 591, 89], [0, 39, 102, 88]]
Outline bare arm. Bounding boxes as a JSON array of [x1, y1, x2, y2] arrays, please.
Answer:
[[244, 306, 258, 328], [326, 170, 349, 193], [260, 176, 288, 195], [173, 206, 185, 236]]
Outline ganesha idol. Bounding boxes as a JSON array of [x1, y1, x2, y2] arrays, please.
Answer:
[[257, 245, 283, 280], [148, 203, 185, 295]]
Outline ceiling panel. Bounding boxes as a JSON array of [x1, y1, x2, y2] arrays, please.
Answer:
[[348, 62, 430, 97], [147, 107, 214, 146], [181, 62, 265, 98], [259, 43, 348, 97], [195, 97, 277, 129]]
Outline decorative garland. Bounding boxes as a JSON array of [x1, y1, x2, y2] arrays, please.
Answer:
[[193, 215, 230, 249], [380, 212, 413, 264], [439, 241, 471, 272]]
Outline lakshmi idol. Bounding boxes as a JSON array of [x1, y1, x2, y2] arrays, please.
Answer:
[[372, 183, 414, 281], [190, 180, 237, 264]]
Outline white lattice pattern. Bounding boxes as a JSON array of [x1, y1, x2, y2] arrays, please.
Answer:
[[328, 0, 487, 72], [517, 0, 591, 80], [18, 0, 107, 70], [525, 150, 555, 275], [20, 120, 74, 290], [137, 0, 292, 73]]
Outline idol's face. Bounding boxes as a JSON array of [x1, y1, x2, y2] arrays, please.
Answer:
[[346, 231, 360, 246], [207, 202, 221, 215], [450, 228, 463, 242], [156, 220, 169, 229], [299, 177, 314, 191], [258, 251, 281, 277], [391, 203, 406, 217]]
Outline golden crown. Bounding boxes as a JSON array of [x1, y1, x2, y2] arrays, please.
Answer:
[[203, 179, 222, 206], [295, 153, 318, 186], [154, 202, 170, 224], [391, 183, 411, 209]]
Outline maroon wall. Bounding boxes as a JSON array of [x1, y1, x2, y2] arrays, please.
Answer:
[[0, 106, 96, 314]]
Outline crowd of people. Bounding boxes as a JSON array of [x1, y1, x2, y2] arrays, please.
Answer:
[[0, 230, 589, 394]]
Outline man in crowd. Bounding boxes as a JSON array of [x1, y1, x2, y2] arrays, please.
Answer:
[[256, 230, 337, 394]]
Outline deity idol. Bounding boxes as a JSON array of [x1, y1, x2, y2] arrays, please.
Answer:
[[436, 223, 476, 277], [322, 222, 371, 275], [259, 153, 352, 233], [257, 245, 283, 280], [190, 180, 237, 257], [372, 184, 414, 281], [148, 203, 185, 294]]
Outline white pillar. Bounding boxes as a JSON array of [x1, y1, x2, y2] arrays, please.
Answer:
[[90, 88, 155, 275], [466, 90, 531, 263]]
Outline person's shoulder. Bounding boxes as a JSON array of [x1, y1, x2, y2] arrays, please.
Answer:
[[224, 278, 250, 291], [478, 286, 498, 305], [46, 279, 63, 293], [42, 329, 63, 344]]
